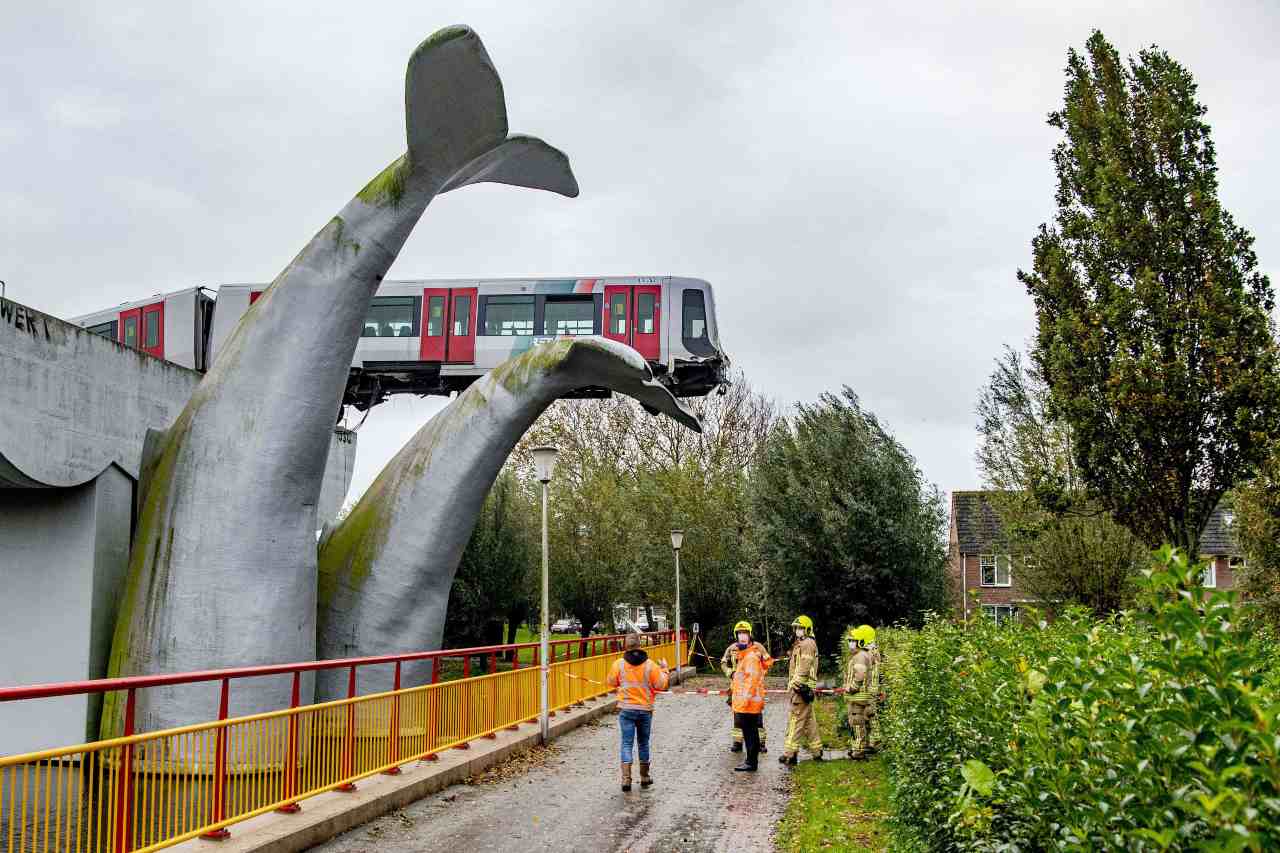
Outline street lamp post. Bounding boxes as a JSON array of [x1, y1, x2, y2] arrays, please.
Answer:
[[669, 529, 684, 682], [531, 445, 559, 745]]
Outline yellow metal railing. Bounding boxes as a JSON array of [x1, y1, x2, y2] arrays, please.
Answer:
[[0, 639, 678, 852]]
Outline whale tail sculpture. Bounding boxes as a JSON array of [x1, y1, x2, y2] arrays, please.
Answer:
[[316, 337, 699, 697], [104, 26, 577, 736]]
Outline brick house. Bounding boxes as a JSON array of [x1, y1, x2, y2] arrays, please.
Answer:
[[947, 490, 1244, 623]]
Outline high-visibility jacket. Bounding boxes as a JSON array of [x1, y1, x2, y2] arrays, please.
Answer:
[[730, 642, 773, 714], [788, 635, 819, 691], [844, 649, 879, 702], [607, 656, 669, 711]]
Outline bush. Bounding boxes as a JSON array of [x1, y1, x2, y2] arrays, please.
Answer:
[[884, 547, 1280, 851]]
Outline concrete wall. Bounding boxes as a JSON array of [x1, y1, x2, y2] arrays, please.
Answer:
[[0, 296, 354, 511], [0, 465, 132, 755]]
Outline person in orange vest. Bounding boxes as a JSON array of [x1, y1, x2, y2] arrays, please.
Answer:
[[607, 632, 670, 792], [728, 620, 774, 772]]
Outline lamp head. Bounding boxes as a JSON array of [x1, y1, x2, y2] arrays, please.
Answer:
[[669, 528, 684, 551], [530, 445, 559, 483]]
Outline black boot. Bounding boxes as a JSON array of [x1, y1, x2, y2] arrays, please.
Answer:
[[733, 761, 757, 772], [778, 753, 797, 766], [730, 741, 743, 753]]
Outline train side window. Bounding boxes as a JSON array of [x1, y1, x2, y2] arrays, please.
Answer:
[[86, 321, 117, 340], [637, 293, 655, 334], [544, 297, 594, 336], [363, 296, 419, 337], [144, 311, 160, 348], [453, 295, 471, 336], [427, 296, 445, 336], [610, 293, 627, 335], [483, 295, 534, 335], [682, 290, 707, 340], [123, 316, 138, 348]]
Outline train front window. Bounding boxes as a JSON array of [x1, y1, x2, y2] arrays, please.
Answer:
[[123, 316, 138, 348], [610, 294, 627, 335], [427, 296, 445, 336], [453, 295, 471, 336], [637, 293, 655, 334], [86, 321, 117, 340], [483, 295, 534, 335], [544, 298, 594, 336], [682, 290, 708, 340], [363, 296, 419, 337], [144, 311, 160, 348]]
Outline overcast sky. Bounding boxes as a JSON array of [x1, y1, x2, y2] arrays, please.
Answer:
[[4, 1, 1278, 502]]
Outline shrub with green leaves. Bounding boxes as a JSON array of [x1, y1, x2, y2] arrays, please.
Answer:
[[884, 547, 1280, 851]]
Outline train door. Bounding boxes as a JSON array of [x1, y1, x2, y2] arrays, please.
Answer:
[[119, 307, 141, 349], [420, 286, 477, 363], [603, 284, 660, 360], [603, 285, 631, 348], [420, 287, 448, 361], [632, 285, 661, 360], [140, 301, 164, 359], [446, 287, 477, 363]]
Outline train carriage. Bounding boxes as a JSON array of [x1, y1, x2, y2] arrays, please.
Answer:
[[70, 276, 729, 410]]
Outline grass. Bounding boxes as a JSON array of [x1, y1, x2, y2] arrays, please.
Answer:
[[774, 696, 891, 852]]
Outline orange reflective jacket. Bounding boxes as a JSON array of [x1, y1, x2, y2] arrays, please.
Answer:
[[607, 657, 669, 711], [730, 642, 774, 714]]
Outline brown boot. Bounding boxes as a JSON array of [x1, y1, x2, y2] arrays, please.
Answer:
[[621, 762, 632, 792], [639, 762, 653, 788]]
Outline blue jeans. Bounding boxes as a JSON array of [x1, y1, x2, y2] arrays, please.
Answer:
[[619, 709, 653, 763]]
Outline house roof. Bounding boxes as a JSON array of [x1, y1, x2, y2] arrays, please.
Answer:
[[951, 491, 1240, 555]]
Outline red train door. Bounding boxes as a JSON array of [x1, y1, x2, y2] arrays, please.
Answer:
[[446, 287, 477, 364], [603, 285, 631, 348], [140, 301, 164, 359], [632, 285, 660, 361], [119, 307, 141, 349], [420, 287, 448, 361]]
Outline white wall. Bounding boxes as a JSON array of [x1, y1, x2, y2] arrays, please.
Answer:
[[0, 465, 132, 755]]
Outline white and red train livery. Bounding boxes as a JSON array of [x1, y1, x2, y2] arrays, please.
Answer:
[[70, 276, 729, 410]]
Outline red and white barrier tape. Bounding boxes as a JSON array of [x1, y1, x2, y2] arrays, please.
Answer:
[[565, 672, 852, 696]]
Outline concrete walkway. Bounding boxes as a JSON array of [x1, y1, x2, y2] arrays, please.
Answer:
[[313, 690, 796, 852]]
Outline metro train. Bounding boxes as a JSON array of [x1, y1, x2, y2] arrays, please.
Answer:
[[70, 277, 729, 410]]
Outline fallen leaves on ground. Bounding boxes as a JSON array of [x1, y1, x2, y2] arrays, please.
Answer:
[[464, 744, 561, 786]]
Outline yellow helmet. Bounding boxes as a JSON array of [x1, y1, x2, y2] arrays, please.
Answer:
[[733, 620, 753, 634], [852, 625, 876, 645], [844, 625, 859, 643], [791, 615, 814, 632]]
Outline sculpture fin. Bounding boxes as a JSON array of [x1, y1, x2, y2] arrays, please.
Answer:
[[404, 26, 509, 183], [441, 135, 579, 197], [137, 426, 168, 512]]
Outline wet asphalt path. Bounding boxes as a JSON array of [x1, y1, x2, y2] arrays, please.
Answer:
[[312, 688, 796, 852]]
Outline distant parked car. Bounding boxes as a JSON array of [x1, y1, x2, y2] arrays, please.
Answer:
[[550, 618, 574, 633], [567, 619, 583, 633]]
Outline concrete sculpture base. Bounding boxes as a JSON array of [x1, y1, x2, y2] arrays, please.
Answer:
[[104, 25, 578, 734], [316, 337, 699, 698]]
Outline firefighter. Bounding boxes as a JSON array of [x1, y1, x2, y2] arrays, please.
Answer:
[[779, 615, 823, 766], [727, 620, 773, 772], [721, 622, 768, 754], [606, 632, 670, 792], [843, 625, 880, 760]]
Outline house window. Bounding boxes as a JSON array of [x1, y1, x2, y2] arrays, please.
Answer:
[[1201, 559, 1217, 588], [1229, 556, 1246, 571], [980, 554, 1012, 587], [483, 295, 534, 336], [982, 605, 1018, 626], [544, 297, 594, 336], [362, 296, 419, 337]]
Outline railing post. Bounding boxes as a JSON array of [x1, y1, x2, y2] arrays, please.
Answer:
[[337, 666, 358, 792], [431, 656, 440, 684], [112, 688, 136, 853], [383, 662, 402, 775], [485, 653, 498, 738], [201, 679, 232, 840], [276, 672, 303, 813], [454, 655, 472, 750]]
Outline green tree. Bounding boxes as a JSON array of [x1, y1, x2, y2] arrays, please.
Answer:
[[1020, 30, 1280, 553], [1233, 451, 1280, 631], [975, 348, 1146, 614], [444, 470, 537, 649], [752, 387, 947, 655]]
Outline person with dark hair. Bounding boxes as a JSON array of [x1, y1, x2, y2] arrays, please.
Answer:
[[607, 632, 669, 791]]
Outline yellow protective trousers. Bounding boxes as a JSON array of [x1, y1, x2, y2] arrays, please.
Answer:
[[783, 693, 822, 755], [846, 698, 875, 752]]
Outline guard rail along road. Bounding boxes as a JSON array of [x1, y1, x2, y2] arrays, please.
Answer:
[[0, 629, 685, 853]]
